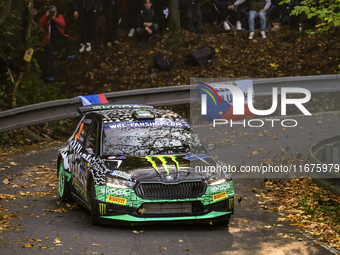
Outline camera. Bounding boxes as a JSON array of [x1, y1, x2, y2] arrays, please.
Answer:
[[49, 6, 56, 18]]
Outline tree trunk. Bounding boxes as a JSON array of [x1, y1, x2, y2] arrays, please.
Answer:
[[169, 0, 181, 31], [0, 0, 12, 25], [25, 0, 34, 73], [7, 68, 23, 109]]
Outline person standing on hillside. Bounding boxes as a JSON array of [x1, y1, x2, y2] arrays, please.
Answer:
[[74, 0, 100, 52], [103, 0, 123, 47], [184, 0, 204, 34], [38, 5, 75, 81], [229, 0, 271, 39]]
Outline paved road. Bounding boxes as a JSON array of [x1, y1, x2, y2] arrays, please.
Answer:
[[0, 112, 338, 254]]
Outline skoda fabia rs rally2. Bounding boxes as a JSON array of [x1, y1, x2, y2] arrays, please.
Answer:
[[57, 104, 234, 225]]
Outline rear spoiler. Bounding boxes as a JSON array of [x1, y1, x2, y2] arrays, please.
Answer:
[[78, 104, 154, 116]]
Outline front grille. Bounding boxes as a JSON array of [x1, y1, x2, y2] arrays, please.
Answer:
[[135, 181, 206, 199], [141, 202, 192, 214]]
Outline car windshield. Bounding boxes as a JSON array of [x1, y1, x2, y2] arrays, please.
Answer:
[[102, 121, 207, 156]]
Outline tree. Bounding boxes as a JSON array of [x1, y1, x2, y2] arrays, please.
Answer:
[[169, 0, 181, 31], [280, 0, 340, 33], [0, 0, 12, 25]]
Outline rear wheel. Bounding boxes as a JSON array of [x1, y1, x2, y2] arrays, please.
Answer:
[[89, 178, 101, 225], [58, 160, 72, 201]]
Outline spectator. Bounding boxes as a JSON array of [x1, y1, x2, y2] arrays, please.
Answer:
[[229, 0, 271, 39], [74, 0, 100, 52], [214, 0, 242, 30], [103, 0, 123, 47], [38, 6, 75, 81], [184, 0, 204, 34], [127, 0, 143, 37], [157, 0, 169, 31], [135, 0, 159, 46]]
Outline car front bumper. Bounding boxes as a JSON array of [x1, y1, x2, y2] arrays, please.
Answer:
[[95, 181, 235, 225]]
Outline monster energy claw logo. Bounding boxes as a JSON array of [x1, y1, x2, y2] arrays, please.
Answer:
[[229, 198, 234, 210], [143, 156, 180, 174], [99, 203, 106, 215]]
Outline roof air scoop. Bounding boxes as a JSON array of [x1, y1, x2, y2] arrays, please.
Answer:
[[132, 110, 155, 120]]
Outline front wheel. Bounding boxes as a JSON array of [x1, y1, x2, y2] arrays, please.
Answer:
[[89, 178, 101, 225], [58, 160, 73, 201], [219, 219, 229, 228]]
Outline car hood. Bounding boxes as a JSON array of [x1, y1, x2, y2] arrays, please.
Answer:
[[102, 154, 222, 182]]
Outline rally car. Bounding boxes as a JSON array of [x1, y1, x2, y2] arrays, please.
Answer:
[[57, 104, 234, 225]]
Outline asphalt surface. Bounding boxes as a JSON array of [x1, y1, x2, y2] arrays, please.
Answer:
[[0, 111, 339, 254]]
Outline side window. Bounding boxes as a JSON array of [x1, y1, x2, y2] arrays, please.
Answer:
[[85, 120, 98, 155], [75, 118, 92, 144]]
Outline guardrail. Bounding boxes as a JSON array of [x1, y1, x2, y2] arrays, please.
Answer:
[[309, 135, 340, 196], [1, 74, 340, 133]]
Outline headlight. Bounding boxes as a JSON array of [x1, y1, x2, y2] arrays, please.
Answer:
[[106, 177, 135, 189], [206, 173, 231, 185], [208, 179, 226, 186]]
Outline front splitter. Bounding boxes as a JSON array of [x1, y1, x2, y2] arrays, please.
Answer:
[[101, 211, 232, 222]]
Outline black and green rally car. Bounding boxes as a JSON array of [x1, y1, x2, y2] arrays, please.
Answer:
[[57, 104, 234, 225]]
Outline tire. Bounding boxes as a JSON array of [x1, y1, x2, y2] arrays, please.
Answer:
[[219, 220, 229, 227], [89, 178, 101, 225], [58, 160, 73, 202]]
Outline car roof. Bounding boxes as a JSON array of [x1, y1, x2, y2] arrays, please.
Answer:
[[78, 104, 187, 125]]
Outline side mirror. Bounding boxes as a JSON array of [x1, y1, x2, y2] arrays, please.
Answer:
[[207, 143, 216, 151]]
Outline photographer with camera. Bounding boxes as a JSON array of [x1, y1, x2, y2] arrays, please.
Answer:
[[38, 6, 75, 81]]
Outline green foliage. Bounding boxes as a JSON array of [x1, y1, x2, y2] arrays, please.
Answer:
[[48, 119, 73, 138], [0, 2, 21, 61], [16, 58, 64, 106], [0, 84, 5, 104], [25, 26, 45, 51], [280, 0, 340, 33], [301, 194, 340, 225]]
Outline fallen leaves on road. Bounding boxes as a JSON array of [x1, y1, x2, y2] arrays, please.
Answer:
[[43, 208, 67, 212], [23, 243, 33, 248], [266, 178, 340, 249], [53, 238, 62, 244]]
